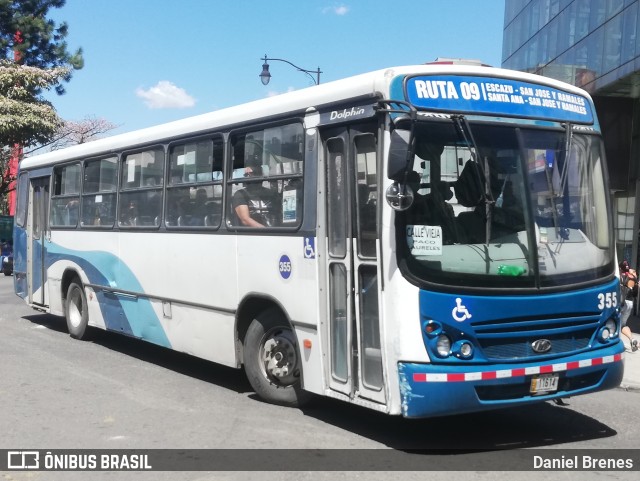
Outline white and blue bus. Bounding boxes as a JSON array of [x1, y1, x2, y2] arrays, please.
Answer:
[[13, 62, 624, 417]]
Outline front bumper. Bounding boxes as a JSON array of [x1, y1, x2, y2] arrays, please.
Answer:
[[398, 341, 625, 418]]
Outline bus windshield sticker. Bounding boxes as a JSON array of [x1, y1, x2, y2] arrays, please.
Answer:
[[282, 189, 297, 223], [407, 225, 442, 256], [405, 75, 593, 124]]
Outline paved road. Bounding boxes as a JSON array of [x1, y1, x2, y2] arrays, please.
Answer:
[[0, 276, 638, 480]]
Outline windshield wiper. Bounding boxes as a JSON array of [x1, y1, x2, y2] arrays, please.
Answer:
[[453, 115, 494, 244], [544, 123, 573, 243]]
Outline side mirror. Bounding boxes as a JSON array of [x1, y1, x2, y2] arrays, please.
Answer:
[[387, 129, 413, 181], [385, 182, 414, 211]]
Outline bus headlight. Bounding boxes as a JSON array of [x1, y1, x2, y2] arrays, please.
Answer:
[[453, 340, 474, 359], [598, 318, 618, 343], [435, 335, 451, 357]]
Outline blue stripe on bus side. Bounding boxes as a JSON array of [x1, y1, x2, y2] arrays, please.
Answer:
[[45, 243, 172, 349]]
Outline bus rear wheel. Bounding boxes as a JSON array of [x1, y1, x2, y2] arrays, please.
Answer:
[[65, 281, 91, 340], [244, 308, 311, 407]]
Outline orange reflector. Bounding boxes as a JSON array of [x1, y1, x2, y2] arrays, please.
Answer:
[[303, 339, 312, 349], [425, 324, 435, 334]]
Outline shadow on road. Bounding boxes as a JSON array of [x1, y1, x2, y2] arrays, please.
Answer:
[[23, 312, 253, 395], [298, 396, 616, 452], [24, 312, 617, 453]]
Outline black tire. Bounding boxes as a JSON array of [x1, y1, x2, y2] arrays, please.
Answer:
[[244, 308, 311, 407], [65, 281, 91, 340], [3, 270, 10, 276]]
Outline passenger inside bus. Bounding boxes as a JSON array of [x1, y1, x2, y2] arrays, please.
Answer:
[[231, 164, 278, 227], [192, 188, 208, 223], [64, 199, 80, 226], [120, 200, 138, 226]]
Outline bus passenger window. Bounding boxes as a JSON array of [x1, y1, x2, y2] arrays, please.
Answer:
[[51, 163, 81, 228], [81, 156, 117, 228], [119, 148, 164, 228], [166, 137, 223, 229], [227, 123, 304, 229]]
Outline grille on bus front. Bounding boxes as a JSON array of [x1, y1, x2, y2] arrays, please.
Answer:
[[470, 312, 601, 361]]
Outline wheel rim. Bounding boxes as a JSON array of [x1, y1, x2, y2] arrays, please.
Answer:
[[68, 288, 83, 329], [259, 327, 299, 387]]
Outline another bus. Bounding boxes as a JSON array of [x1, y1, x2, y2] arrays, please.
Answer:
[[13, 62, 624, 418]]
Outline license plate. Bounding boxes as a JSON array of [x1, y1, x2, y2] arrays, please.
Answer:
[[530, 373, 559, 394]]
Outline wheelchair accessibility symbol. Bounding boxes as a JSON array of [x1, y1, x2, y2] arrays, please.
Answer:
[[452, 298, 472, 322], [303, 237, 315, 259]]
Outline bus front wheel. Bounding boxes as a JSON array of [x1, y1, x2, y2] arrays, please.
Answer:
[[244, 308, 311, 407], [65, 281, 91, 340]]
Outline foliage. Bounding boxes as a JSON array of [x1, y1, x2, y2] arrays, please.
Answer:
[[0, 60, 68, 209], [46, 115, 119, 151], [0, 0, 83, 94], [0, 60, 67, 146], [0, 1, 84, 212]]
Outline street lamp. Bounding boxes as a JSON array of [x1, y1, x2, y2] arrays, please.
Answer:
[[259, 54, 322, 85]]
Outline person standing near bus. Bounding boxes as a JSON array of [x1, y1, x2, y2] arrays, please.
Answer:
[[619, 260, 639, 352]]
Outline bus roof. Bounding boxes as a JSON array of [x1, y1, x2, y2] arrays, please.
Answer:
[[21, 64, 593, 170]]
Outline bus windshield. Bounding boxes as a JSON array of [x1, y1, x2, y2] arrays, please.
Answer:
[[401, 119, 613, 289]]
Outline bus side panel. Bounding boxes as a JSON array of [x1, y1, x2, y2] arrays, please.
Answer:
[[43, 231, 241, 367], [236, 234, 324, 394], [160, 303, 237, 365], [116, 232, 239, 366], [46, 230, 120, 317]]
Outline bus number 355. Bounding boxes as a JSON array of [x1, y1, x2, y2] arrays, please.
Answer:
[[597, 292, 618, 309]]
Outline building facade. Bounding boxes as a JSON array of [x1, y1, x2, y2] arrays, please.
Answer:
[[503, 0, 640, 267]]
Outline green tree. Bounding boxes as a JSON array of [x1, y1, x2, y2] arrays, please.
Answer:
[[0, 60, 68, 209], [0, 0, 83, 94], [0, 0, 83, 212]]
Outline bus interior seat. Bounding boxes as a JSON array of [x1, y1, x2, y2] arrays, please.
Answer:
[[133, 216, 158, 226], [204, 214, 220, 226], [177, 215, 193, 226], [456, 210, 486, 244], [98, 213, 114, 226], [454, 160, 486, 208]]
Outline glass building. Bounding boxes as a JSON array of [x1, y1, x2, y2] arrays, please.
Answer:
[[503, 0, 640, 267]]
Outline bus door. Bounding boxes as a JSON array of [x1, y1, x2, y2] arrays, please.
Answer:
[[320, 124, 386, 405], [27, 177, 50, 306]]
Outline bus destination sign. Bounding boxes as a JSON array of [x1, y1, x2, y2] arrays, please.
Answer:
[[404, 75, 594, 124]]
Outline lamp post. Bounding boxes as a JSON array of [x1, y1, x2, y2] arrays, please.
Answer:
[[259, 54, 321, 85]]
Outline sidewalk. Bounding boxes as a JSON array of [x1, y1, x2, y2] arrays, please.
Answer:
[[619, 314, 640, 392]]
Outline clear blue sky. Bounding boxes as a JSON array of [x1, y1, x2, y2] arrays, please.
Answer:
[[47, 0, 506, 135]]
